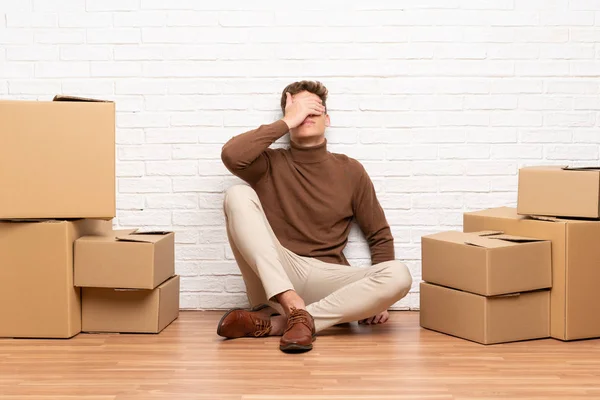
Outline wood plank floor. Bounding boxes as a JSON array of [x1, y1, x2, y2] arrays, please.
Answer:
[[1, 311, 600, 399]]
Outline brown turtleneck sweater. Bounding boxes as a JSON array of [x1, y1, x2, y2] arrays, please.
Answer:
[[221, 119, 394, 266]]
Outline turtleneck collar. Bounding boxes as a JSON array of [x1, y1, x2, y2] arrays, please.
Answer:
[[289, 138, 329, 164]]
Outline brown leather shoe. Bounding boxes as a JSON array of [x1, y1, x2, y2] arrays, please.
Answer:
[[217, 304, 276, 339], [279, 308, 316, 353]]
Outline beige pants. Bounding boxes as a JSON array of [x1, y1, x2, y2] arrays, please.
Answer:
[[223, 185, 413, 333]]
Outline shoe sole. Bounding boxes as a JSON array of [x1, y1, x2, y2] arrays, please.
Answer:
[[279, 342, 313, 353], [216, 304, 271, 338]]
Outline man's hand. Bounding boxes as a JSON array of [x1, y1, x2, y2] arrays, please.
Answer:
[[281, 92, 326, 129], [359, 310, 390, 325]]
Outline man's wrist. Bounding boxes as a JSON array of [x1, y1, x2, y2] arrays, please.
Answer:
[[280, 118, 292, 130]]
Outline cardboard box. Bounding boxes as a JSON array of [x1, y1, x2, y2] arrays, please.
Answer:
[[420, 282, 550, 345], [464, 207, 600, 341], [0, 95, 115, 219], [422, 230, 551, 296], [0, 219, 111, 338], [82, 275, 180, 334], [75, 230, 175, 289], [518, 166, 600, 219]]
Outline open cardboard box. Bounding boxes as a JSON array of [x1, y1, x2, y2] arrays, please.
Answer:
[[75, 230, 175, 290], [464, 207, 600, 341], [518, 165, 600, 219], [0, 95, 115, 219], [422, 230, 551, 296]]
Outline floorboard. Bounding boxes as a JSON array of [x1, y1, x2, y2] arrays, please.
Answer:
[[1, 311, 600, 399]]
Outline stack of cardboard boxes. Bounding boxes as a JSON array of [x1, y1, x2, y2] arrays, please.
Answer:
[[0, 96, 179, 339], [421, 166, 600, 344]]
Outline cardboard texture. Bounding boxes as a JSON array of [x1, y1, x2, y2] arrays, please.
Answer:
[[518, 166, 600, 219], [464, 207, 600, 341], [0, 219, 111, 338], [420, 282, 550, 345], [0, 96, 116, 219], [422, 230, 551, 296], [75, 230, 175, 289], [82, 275, 180, 334]]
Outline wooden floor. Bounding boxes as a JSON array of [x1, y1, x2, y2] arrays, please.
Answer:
[[2, 311, 600, 399]]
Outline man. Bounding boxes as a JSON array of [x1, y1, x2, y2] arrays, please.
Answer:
[[218, 80, 412, 353]]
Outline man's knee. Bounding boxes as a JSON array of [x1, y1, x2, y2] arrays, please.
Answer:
[[223, 184, 259, 214], [377, 260, 413, 301]]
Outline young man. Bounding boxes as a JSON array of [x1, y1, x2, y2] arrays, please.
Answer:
[[218, 80, 412, 353]]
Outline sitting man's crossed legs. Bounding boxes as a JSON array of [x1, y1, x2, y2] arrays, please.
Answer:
[[217, 185, 413, 353]]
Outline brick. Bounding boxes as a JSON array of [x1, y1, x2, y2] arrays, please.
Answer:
[[466, 128, 518, 143], [224, 276, 247, 293], [573, 130, 600, 143], [412, 95, 463, 111], [574, 97, 600, 110], [196, 261, 240, 276], [173, 211, 225, 226], [488, 44, 539, 59], [490, 79, 543, 94], [61, 45, 110, 61], [117, 194, 144, 210], [411, 161, 464, 176], [540, 44, 595, 59], [116, 161, 145, 177], [412, 194, 463, 209], [173, 177, 230, 193], [439, 112, 489, 127], [62, 80, 114, 95], [142, 28, 245, 44], [172, 144, 223, 160], [114, 46, 164, 61], [116, 128, 145, 145], [87, 28, 141, 44], [119, 210, 172, 227], [86, 0, 139, 11], [198, 193, 225, 209], [193, 294, 249, 310], [519, 95, 574, 111], [116, 80, 167, 95], [464, 193, 517, 210], [569, 28, 600, 42], [168, 80, 220, 94], [7, 46, 57, 61], [491, 111, 542, 127], [177, 245, 224, 261], [198, 160, 230, 176], [359, 130, 410, 145], [35, 62, 89, 78], [513, 27, 569, 43], [171, 112, 223, 127], [145, 194, 198, 209], [34, 30, 85, 44], [439, 144, 491, 159], [491, 176, 518, 192], [544, 112, 596, 127], [432, 78, 490, 94], [411, 128, 465, 143], [386, 178, 437, 193], [571, 0, 600, 9], [34, 0, 84, 11], [146, 128, 198, 144], [464, 95, 517, 110], [167, 11, 219, 26], [198, 228, 227, 244], [387, 145, 437, 161], [146, 161, 198, 176], [465, 161, 518, 175], [182, 277, 224, 293], [435, 44, 487, 59], [119, 145, 170, 161], [379, 194, 411, 210], [546, 80, 600, 94], [545, 145, 599, 160], [491, 144, 543, 159], [118, 112, 170, 128], [516, 61, 570, 76], [359, 96, 410, 111], [59, 12, 112, 27], [91, 62, 142, 77], [540, 10, 595, 26], [8, 80, 60, 94], [175, 230, 200, 245], [360, 161, 411, 177], [119, 177, 171, 193], [571, 62, 600, 77], [0, 63, 33, 78], [520, 129, 573, 143], [438, 177, 491, 192], [0, 0, 32, 11], [386, 210, 439, 226], [6, 13, 57, 27]]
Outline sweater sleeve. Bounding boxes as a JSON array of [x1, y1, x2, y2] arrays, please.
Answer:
[[221, 120, 289, 185], [351, 162, 395, 265]]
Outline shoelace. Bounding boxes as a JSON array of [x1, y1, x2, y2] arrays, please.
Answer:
[[284, 308, 310, 334], [253, 318, 271, 337]]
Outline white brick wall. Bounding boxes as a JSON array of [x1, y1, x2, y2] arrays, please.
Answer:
[[1, 0, 599, 311]]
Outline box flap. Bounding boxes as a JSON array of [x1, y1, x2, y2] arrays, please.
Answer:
[[562, 166, 600, 171], [528, 215, 562, 222], [464, 232, 543, 248], [115, 231, 173, 244], [487, 234, 546, 243], [53, 95, 112, 103]]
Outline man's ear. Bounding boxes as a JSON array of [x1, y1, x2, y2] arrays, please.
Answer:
[[325, 114, 331, 127]]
